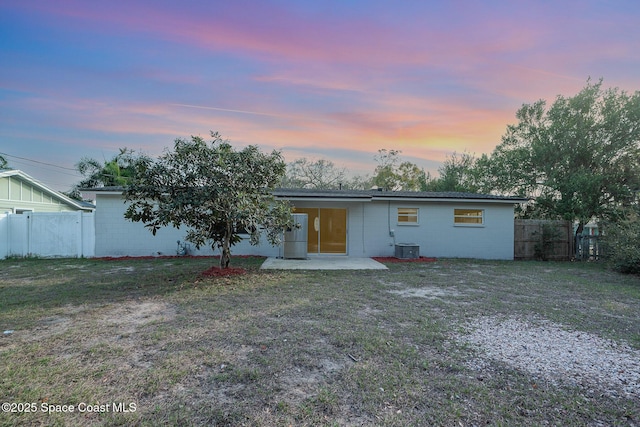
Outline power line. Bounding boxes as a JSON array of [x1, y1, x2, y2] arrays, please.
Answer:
[[2, 157, 81, 178], [0, 152, 78, 171]]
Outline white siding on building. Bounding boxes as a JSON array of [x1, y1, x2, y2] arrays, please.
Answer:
[[94, 194, 280, 258], [93, 193, 517, 260]]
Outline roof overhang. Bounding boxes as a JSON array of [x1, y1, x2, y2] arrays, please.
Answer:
[[370, 196, 526, 204], [88, 186, 528, 205], [0, 169, 95, 211]]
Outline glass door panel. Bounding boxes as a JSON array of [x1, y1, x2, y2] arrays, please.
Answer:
[[319, 208, 347, 254], [294, 208, 319, 253], [292, 207, 347, 254]]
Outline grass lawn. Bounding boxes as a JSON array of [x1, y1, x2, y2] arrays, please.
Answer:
[[1, 256, 639, 426]]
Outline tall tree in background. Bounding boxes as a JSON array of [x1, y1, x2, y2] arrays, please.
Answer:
[[124, 132, 293, 269], [372, 149, 428, 191], [0, 154, 8, 169], [488, 79, 640, 233], [282, 158, 346, 189], [70, 148, 146, 198], [426, 151, 490, 193]]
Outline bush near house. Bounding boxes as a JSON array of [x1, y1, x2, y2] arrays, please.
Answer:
[[603, 209, 640, 274]]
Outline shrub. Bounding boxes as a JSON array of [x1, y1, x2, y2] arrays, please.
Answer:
[[602, 210, 640, 274]]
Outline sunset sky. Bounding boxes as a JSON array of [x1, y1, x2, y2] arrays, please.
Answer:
[[1, 0, 639, 192]]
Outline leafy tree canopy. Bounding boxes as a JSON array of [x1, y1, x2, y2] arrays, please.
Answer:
[[488, 79, 640, 232], [372, 149, 429, 191], [123, 132, 293, 268], [425, 151, 491, 193], [282, 158, 346, 189], [69, 148, 147, 199], [0, 153, 8, 169]]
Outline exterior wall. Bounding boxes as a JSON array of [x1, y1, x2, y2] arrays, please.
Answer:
[[364, 201, 516, 260], [93, 194, 516, 260], [290, 199, 515, 259], [94, 194, 280, 257], [0, 175, 77, 213], [289, 200, 367, 256]]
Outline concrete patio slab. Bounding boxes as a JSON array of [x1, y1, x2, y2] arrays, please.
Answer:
[[260, 256, 388, 270]]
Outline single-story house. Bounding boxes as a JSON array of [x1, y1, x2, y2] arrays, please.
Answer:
[[89, 187, 526, 260], [0, 169, 94, 213]]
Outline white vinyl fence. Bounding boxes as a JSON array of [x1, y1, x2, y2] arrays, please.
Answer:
[[0, 211, 95, 258]]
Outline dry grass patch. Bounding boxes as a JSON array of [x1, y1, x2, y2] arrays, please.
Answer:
[[1, 257, 640, 426]]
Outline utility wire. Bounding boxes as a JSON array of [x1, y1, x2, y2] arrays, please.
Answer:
[[0, 152, 78, 171]]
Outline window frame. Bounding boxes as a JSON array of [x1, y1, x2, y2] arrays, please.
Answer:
[[397, 207, 419, 225], [453, 208, 484, 226]]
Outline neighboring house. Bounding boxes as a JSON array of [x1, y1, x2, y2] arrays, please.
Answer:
[[1, 170, 95, 258], [89, 187, 526, 260], [0, 169, 94, 213]]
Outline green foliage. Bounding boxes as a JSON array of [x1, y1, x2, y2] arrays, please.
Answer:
[[0, 153, 8, 169], [70, 148, 147, 199], [488, 79, 640, 229], [533, 223, 562, 261], [373, 149, 429, 191], [603, 209, 640, 274], [425, 151, 492, 193], [123, 132, 293, 268], [282, 158, 346, 189]]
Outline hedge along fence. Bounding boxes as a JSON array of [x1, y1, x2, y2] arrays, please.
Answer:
[[514, 219, 574, 261], [0, 211, 95, 258]]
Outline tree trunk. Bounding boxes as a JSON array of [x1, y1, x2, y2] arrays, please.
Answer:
[[574, 221, 584, 259], [220, 223, 232, 269], [220, 238, 230, 269]]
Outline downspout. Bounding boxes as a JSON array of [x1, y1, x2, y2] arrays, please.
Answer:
[[388, 200, 396, 246], [361, 203, 365, 255], [5, 212, 10, 258]]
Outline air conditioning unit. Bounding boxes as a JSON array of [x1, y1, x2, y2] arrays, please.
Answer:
[[395, 243, 419, 259]]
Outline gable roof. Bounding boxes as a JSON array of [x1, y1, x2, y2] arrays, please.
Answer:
[[0, 169, 95, 211]]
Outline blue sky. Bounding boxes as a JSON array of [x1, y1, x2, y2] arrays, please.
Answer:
[[1, 0, 639, 191]]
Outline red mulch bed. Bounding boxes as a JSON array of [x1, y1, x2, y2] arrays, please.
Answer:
[[94, 255, 256, 277], [372, 256, 437, 263]]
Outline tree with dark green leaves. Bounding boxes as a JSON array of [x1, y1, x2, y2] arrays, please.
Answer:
[[425, 151, 491, 193], [123, 132, 293, 269], [603, 206, 640, 274], [372, 149, 429, 191], [0, 153, 8, 169], [487, 79, 640, 235], [69, 148, 146, 199]]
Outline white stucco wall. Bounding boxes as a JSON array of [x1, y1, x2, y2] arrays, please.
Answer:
[[370, 201, 516, 260], [94, 194, 280, 258], [94, 194, 516, 260], [276, 199, 516, 260]]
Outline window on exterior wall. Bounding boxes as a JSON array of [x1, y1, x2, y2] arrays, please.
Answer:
[[454, 209, 483, 225], [397, 208, 418, 224]]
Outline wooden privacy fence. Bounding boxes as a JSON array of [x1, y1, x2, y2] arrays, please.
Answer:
[[514, 219, 574, 261]]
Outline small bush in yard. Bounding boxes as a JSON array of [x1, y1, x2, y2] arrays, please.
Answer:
[[603, 209, 640, 274]]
